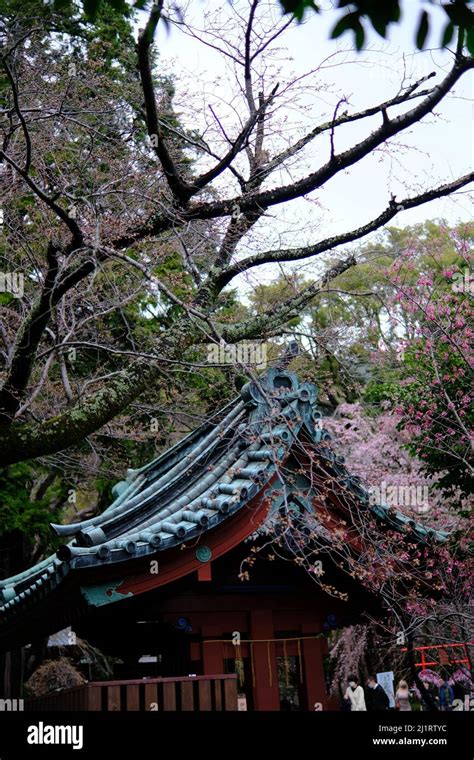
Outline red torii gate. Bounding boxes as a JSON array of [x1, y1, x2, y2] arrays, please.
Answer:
[[402, 642, 473, 670]]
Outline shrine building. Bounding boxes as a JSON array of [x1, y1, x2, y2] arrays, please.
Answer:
[[0, 369, 444, 711]]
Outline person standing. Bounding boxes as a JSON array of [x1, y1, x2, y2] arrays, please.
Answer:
[[344, 675, 367, 711], [395, 679, 412, 711], [366, 675, 390, 710], [421, 681, 440, 711], [439, 680, 454, 711]]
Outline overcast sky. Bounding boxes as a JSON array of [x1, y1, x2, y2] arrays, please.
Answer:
[[141, 0, 473, 283]]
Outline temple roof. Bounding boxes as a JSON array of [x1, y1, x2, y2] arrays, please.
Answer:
[[0, 368, 446, 643]]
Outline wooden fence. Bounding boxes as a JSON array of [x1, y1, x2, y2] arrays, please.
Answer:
[[26, 674, 238, 711]]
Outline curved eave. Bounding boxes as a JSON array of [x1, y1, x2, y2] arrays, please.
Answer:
[[0, 368, 316, 622], [306, 442, 449, 545]]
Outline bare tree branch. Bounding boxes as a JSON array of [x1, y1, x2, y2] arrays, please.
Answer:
[[210, 172, 474, 289]]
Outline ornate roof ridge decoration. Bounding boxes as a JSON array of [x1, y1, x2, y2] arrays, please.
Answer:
[[0, 369, 447, 628]]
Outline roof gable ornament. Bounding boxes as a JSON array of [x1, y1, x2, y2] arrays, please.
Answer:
[[240, 367, 319, 441]]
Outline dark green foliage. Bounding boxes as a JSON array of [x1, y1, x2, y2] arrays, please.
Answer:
[[312, 0, 474, 54], [0, 464, 65, 550], [279, 0, 319, 22]]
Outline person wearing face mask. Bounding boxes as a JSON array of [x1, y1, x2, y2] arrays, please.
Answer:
[[365, 675, 390, 710], [344, 674, 367, 711]]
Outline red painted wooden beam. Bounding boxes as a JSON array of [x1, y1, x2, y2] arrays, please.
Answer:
[[85, 472, 280, 605]]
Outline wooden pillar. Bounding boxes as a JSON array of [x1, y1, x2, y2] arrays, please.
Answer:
[[202, 626, 224, 676], [1, 649, 24, 699], [301, 626, 328, 711], [249, 609, 280, 711]]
